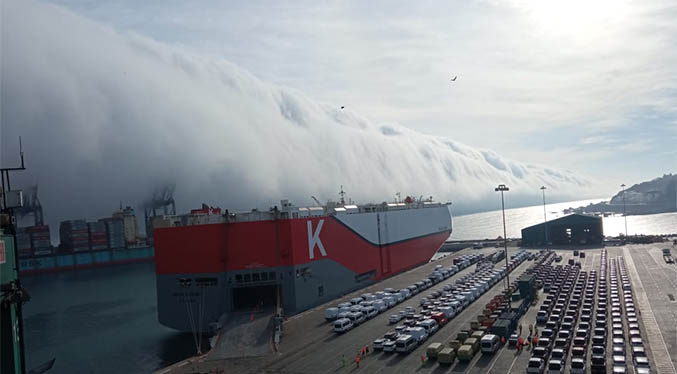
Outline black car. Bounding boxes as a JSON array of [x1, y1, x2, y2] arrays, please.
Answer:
[[591, 355, 606, 373], [592, 335, 606, 346], [571, 346, 587, 359], [592, 345, 605, 356]]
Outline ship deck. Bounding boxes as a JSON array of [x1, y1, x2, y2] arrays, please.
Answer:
[[155, 243, 677, 374]]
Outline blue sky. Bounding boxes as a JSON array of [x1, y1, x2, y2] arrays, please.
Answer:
[[39, 0, 676, 195]]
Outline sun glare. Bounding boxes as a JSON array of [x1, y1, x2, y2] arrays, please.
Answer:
[[512, 0, 630, 38]]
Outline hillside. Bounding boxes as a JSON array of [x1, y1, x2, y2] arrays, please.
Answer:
[[567, 174, 677, 215]]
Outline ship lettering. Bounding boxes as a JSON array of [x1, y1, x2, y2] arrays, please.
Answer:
[[307, 219, 327, 259]]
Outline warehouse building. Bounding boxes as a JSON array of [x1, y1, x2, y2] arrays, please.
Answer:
[[521, 214, 603, 247]]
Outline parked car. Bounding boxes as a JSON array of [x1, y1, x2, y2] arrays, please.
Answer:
[[333, 318, 353, 333], [527, 358, 546, 374], [547, 359, 564, 374]]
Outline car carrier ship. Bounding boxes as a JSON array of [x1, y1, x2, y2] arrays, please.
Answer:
[[155, 197, 452, 332]]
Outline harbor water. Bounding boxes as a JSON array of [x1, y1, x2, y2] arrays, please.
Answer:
[[22, 262, 202, 374], [22, 199, 677, 373]]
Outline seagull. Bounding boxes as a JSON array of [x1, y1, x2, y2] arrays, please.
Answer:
[[450, 76, 457, 82]]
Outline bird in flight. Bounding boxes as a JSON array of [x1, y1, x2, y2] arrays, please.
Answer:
[[450, 76, 458, 82], [340, 106, 345, 109]]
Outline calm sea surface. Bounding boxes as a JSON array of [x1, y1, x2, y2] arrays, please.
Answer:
[[22, 198, 677, 373], [451, 198, 677, 240]]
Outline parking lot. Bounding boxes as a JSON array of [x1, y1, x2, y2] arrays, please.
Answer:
[[157, 244, 677, 374]]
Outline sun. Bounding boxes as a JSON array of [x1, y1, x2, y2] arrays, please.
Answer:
[[511, 0, 631, 39]]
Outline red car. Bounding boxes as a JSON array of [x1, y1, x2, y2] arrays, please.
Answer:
[[430, 312, 448, 326]]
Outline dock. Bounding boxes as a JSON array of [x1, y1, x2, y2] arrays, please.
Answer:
[[156, 243, 677, 374]]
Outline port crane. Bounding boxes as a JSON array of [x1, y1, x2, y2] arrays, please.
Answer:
[[14, 184, 44, 226], [143, 184, 176, 243]]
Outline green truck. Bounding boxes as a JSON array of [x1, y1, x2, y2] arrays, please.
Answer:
[[438, 347, 457, 365], [457, 344, 476, 361], [426, 342, 444, 359]]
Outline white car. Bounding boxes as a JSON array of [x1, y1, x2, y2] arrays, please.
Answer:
[[389, 314, 402, 324], [527, 358, 545, 373]]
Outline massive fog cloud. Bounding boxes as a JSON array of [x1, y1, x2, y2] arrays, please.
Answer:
[[1, 0, 591, 235]]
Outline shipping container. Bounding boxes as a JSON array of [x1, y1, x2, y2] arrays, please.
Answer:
[[33, 248, 53, 256], [18, 248, 34, 258]]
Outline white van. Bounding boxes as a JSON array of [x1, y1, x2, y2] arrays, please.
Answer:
[[373, 300, 387, 312], [406, 326, 429, 343], [333, 318, 353, 333], [395, 335, 416, 353], [458, 296, 469, 308], [325, 307, 339, 321], [337, 310, 350, 319], [383, 296, 396, 308], [439, 306, 456, 319], [461, 291, 474, 302], [416, 319, 439, 335], [480, 334, 499, 353], [363, 306, 378, 318], [399, 289, 411, 299], [347, 311, 366, 325]]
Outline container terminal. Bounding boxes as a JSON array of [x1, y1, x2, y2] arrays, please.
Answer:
[[155, 243, 677, 374]]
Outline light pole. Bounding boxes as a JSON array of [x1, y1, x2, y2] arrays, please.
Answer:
[[540, 186, 547, 245], [495, 184, 511, 307], [621, 184, 628, 238]]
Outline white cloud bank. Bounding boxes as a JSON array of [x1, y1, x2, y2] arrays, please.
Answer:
[[1, 0, 592, 232]]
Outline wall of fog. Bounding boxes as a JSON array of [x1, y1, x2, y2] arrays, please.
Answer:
[[1, 0, 592, 237]]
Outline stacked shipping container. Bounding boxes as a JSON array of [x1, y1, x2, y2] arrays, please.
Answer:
[[16, 227, 33, 257], [59, 219, 90, 252], [15, 226, 53, 257], [29, 225, 52, 255], [88, 221, 108, 250], [101, 219, 126, 249]]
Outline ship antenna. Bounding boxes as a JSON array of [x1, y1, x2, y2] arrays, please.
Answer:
[[339, 185, 346, 205]]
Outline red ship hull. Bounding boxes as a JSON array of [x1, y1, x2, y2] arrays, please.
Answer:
[[155, 205, 452, 331]]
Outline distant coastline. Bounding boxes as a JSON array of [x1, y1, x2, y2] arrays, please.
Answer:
[[565, 174, 677, 216]]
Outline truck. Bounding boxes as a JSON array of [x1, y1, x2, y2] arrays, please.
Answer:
[[457, 344, 476, 361], [438, 347, 456, 365], [664, 248, 675, 264], [456, 330, 471, 342], [426, 342, 444, 359]]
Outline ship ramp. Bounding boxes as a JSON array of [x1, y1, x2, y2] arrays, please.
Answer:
[[205, 307, 275, 360]]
